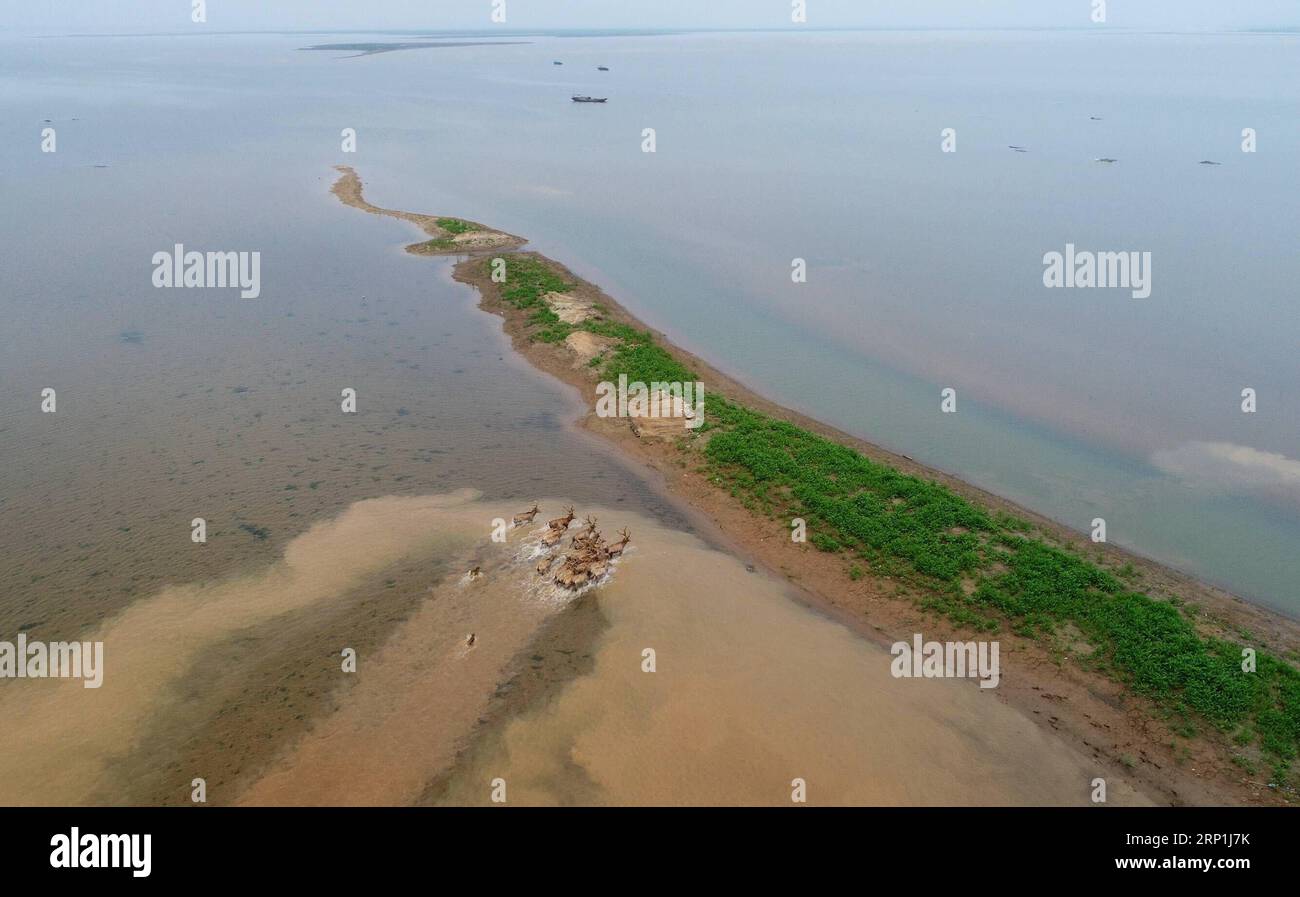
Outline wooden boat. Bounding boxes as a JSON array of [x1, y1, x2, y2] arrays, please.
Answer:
[[597, 66, 609, 71], [571, 96, 607, 103]]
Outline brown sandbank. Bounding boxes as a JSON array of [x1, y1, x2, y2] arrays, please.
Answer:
[[331, 166, 1300, 806]]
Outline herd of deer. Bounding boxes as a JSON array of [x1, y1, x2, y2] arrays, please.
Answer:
[[515, 504, 632, 591]]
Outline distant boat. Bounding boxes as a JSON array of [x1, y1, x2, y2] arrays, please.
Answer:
[[571, 96, 607, 103], [597, 66, 609, 71], [553, 61, 563, 65]]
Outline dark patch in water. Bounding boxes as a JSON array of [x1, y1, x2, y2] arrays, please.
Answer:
[[298, 41, 529, 58]]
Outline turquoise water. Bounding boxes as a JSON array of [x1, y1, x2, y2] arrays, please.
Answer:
[[1, 28, 1297, 612]]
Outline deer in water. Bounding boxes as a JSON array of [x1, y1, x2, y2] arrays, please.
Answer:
[[546, 506, 576, 532], [606, 527, 632, 557], [554, 556, 591, 589], [584, 551, 609, 580], [512, 503, 540, 527], [572, 515, 599, 547]]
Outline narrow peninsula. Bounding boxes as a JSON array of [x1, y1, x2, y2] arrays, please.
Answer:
[[331, 165, 1300, 807]]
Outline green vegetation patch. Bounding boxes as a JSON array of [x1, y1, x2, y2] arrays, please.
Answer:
[[415, 237, 455, 252], [436, 217, 478, 235], [483, 250, 1300, 770], [494, 256, 572, 311], [487, 258, 686, 371], [701, 398, 1300, 766], [600, 339, 694, 385]]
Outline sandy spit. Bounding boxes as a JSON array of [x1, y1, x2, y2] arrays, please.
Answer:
[[330, 167, 1300, 806]]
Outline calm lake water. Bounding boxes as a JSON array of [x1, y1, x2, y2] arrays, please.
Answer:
[[2, 27, 1297, 613]]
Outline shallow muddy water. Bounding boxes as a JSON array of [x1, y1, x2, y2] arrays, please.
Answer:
[[0, 488, 1148, 806], [427, 509, 1150, 806], [4, 28, 1256, 805]]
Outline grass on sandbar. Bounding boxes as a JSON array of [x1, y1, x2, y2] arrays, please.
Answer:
[[486, 254, 1300, 784]]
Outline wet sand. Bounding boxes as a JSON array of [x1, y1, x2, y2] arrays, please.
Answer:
[[235, 494, 600, 806], [330, 166, 1300, 806], [4, 482, 1139, 806], [428, 516, 1150, 806], [0, 491, 488, 805], [330, 166, 524, 255]]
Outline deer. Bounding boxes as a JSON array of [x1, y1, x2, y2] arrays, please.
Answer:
[[606, 527, 631, 557], [571, 515, 599, 547], [546, 506, 576, 532], [512, 503, 540, 527], [585, 554, 609, 580], [555, 558, 590, 589]]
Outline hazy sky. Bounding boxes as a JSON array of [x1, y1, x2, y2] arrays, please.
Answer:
[[3, 0, 1296, 35]]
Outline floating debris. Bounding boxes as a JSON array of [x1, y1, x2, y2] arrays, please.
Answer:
[[1199, 160, 1222, 165], [1094, 158, 1118, 164], [1008, 145, 1028, 153]]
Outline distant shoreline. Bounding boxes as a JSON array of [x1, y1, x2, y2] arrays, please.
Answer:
[[331, 165, 1300, 806]]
